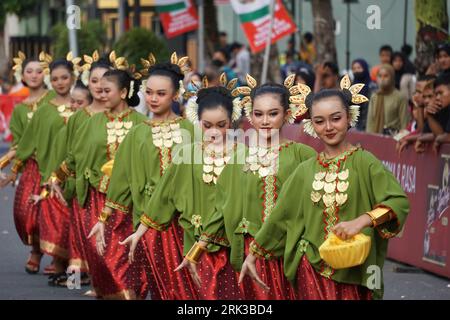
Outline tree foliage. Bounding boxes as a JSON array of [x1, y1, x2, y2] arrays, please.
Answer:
[[50, 20, 107, 58], [113, 27, 169, 68], [0, 0, 39, 27]]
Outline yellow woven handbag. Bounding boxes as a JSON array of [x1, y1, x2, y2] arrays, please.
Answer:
[[319, 233, 371, 269]]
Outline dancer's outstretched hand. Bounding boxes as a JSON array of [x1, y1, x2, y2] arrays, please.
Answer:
[[88, 222, 106, 256], [49, 182, 68, 207], [239, 254, 269, 291], [119, 224, 148, 263], [0, 173, 16, 188], [28, 194, 43, 205], [174, 258, 201, 288]]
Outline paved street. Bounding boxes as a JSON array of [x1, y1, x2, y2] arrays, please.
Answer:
[[0, 152, 449, 299]]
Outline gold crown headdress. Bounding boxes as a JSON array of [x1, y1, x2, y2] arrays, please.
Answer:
[[232, 74, 309, 125], [139, 52, 190, 97], [12, 51, 27, 84], [185, 72, 242, 125], [302, 74, 369, 138]]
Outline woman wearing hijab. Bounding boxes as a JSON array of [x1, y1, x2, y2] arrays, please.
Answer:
[[351, 58, 376, 131], [392, 52, 416, 103], [366, 64, 409, 136]]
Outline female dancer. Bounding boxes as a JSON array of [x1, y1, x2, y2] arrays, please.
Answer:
[[48, 54, 112, 291], [68, 56, 148, 299], [178, 75, 316, 299], [240, 75, 410, 300], [120, 76, 245, 299], [0, 52, 55, 274], [89, 53, 198, 299], [5, 54, 79, 283]]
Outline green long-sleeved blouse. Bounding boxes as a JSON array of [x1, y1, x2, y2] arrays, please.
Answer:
[[105, 117, 194, 227], [200, 141, 316, 271], [250, 147, 410, 299]]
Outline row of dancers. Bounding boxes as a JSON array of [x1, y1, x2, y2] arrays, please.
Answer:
[[0, 50, 409, 299]]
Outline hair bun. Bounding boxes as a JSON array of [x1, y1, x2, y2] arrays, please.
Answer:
[[305, 92, 315, 109], [341, 88, 353, 105], [149, 62, 183, 80], [197, 86, 231, 104]]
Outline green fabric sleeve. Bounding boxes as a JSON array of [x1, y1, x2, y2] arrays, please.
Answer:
[[199, 166, 230, 247], [43, 125, 68, 181], [15, 107, 38, 162], [297, 143, 317, 162], [252, 165, 305, 259], [9, 105, 26, 146], [140, 163, 180, 231], [105, 129, 134, 213], [362, 152, 410, 238]]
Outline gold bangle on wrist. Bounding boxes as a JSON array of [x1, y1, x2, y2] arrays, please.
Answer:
[[50, 173, 62, 184], [53, 166, 68, 183], [11, 160, 23, 174], [98, 209, 112, 224], [0, 155, 11, 169], [40, 188, 49, 199], [185, 243, 207, 264], [367, 207, 392, 228]]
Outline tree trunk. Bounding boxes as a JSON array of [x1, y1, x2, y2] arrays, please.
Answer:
[[415, 0, 449, 75], [0, 31, 8, 77], [204, 0, 219, 58], [311, 0, 337, 65], [251, 45, 281, 84]]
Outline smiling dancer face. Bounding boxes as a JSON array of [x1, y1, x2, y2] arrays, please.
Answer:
[[250, 84, 290, 144], [88, 62, 111, 104], [49, 59, 75, 98], [22, 60, 45, 90], [145, 62, 184, 119], [100, 69, 140, 112], [307, 89, 353, 153]]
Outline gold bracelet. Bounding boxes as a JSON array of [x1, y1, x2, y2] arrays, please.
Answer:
[[11, 159, 23, 174], [0, 155, 11, 169], [49, 173, 62, 185], [98, 209, 112, 224], [367, 207, 392, 228], [60, 161, 74, 177], [53, 166, 68, 183], [40, 188, 49, 199], [185, 243, 207, 264]]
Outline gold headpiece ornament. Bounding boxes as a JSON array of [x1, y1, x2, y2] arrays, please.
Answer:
[[185, 72, 242, 125], [38, 51, 53, 89], [12, 51, 27, 84], [233, 74, 309, 125], [139, 52, 190, 96], [80, 50, 100, 86], [108, 50, 129, 71], [302, 74, 369, 138]]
